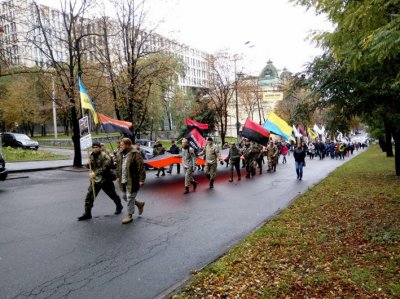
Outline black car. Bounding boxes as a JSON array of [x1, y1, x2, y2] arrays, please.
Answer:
[[1, 132, 39, 150], [0, 153, 7, 181]]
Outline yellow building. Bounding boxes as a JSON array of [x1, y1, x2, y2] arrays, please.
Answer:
[[227, 60, 291, 138]]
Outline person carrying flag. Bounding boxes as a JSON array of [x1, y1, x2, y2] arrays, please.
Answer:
[[181, 138, 198, 194], [77, 141, 123, 221]]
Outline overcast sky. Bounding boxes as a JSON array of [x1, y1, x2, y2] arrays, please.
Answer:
[[39, 0, 332, 75]]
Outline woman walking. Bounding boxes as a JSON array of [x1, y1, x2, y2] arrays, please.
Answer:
[[293, 142, 306, 180]]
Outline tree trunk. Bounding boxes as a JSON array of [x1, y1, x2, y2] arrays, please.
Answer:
[[220, 120, 225, 145], [71, 105, 82, 167], [393, 130, 400, 176], [384, 119, 394, 157]]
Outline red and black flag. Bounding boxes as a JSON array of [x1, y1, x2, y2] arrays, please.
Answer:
[[241, 118, 270, 146], [185, 118, 209, 133], [98, 113, 132, 135], [186, 128, 206, 151], [144, 153, 181, 168]]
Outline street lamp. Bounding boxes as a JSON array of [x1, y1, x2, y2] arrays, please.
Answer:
[[233, 42, 255, 141], [234, 56, 240, 141]]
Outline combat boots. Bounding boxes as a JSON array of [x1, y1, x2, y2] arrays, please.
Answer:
[[135, 201, 145, 215], [184, 187, 190, 194], [209, 179, 214, 189], [191, 180, 198, 191], [122, 213, 133, 224], [114, 205, 123, 215], [78, 211, 92, 221]]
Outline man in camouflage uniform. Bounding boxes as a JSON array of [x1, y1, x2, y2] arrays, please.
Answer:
[[201, 137, 221, 188], [227, 142, 241, 182], [181, 138, 198, 194], [116, 138, 146, 224], [153, 140, 166, 176], [78, 141, 124, 221], [242, 139, 258, 178], [265, 140, 279, 172]]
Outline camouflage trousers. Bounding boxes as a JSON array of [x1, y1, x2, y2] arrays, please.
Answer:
[[84, 180, 122, 212], [205, 162, 217, 181], [267, 156, 275, 170], [183, 167, 195, 187]]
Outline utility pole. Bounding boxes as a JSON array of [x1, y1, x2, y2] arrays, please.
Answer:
[[234, 56, 240, 141], [52, 77, 58, 139]]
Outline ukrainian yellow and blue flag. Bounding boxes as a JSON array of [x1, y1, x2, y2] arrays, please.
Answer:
[[78, 77, 98, 124], [263, 112, 293, 140]]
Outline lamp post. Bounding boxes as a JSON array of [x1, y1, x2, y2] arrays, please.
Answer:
[[233, 42, 255, 141], [234, 56, 240, 141]]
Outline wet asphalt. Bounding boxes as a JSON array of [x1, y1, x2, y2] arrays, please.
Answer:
[[0, 150, 363, 299]]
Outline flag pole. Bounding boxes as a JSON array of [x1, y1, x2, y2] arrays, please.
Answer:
[[79, 76, 96, 200]]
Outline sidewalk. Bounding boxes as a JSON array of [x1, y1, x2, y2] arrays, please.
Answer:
[[7, 159, 85, 173], [6, 147, 90, 173]]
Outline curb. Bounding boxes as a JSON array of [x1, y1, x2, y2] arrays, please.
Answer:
[[8, 165, 86, 174]]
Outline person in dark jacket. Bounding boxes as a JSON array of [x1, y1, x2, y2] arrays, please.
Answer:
[[167, 140, 181, 174], [293, 142, 306, 180], [78, 141, 123, 221], [116, 138, 146, 224], [227, 142, 241, 182]]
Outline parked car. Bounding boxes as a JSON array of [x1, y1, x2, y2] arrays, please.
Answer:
[[1, 132, 39, 150], [136, 139, 156, 148], [0, 153, 7, 181]]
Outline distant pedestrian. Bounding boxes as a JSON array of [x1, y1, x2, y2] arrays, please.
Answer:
[[280, 142, 288, 164], [116, 138, 146, 224], [167, 140, 181, 174], [78, 141, 124, 221], [293, 142, 306, 180], [265, 140, 278, 172], [153, 141, 166, 176], [227, 142, 241, 182]]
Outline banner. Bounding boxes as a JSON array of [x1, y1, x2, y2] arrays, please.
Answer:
[[186, 128, 206, 151], [185, 118, 209, 132], [241, 118, 270, 146], [263, 112, 293, 140], [98, 113, 132, 135], [78, 77, 98, 125]]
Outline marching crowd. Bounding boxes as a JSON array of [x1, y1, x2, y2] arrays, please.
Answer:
[[77, 137, 367, 224]]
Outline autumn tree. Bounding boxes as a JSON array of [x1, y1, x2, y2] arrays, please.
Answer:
[[292, 0, 400, 175], [27, 0, 99, 167], [206, 51, 235, 144]]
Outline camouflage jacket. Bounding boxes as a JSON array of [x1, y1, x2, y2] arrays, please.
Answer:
[[87, 152, 113, 183], [116, 148, 146, 193]]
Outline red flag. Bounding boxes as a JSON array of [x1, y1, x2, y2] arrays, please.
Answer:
[[241, 118, 270, 146], [185, 118, 209, 131], [98, 113, 132, 135], [186, 128, 206, 151], [298, 125, 307, 137]]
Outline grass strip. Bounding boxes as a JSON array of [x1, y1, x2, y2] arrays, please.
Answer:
[[2, 147, 69, 162], [174, 146, 400, 298]]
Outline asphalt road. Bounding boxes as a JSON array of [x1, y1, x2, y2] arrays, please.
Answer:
[[0, 150, 364, 299]]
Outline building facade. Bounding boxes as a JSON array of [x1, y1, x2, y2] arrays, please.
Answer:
[[0, 0, 212, 91], [227, 60, 292, 138]]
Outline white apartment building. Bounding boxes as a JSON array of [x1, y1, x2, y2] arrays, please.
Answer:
[[0, 0, 212, 91]]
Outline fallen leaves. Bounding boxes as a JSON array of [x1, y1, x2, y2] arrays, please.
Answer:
[[176, 147, 400, 298]]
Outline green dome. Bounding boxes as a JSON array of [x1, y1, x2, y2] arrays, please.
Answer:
[[258, 60, 279, 86], [280, 67, 292, 82]]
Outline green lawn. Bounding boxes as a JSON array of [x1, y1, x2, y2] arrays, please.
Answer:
[[2, 147, 69, 162], [174, 146, 400, 298], [32, 132, 121, 140]]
